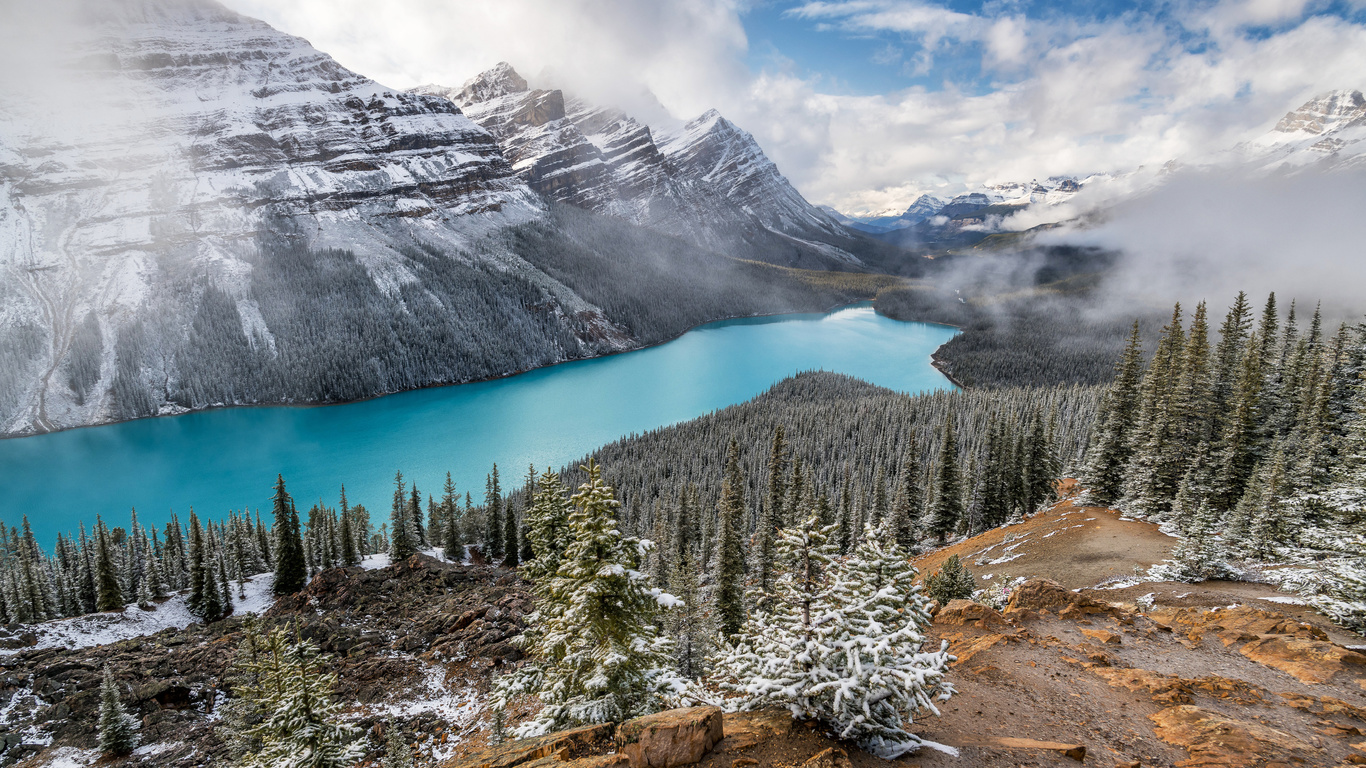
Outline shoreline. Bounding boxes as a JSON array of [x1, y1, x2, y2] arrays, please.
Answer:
[[3, 296, 961, 442]]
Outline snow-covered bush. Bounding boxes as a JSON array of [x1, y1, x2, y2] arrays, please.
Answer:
[[710, 519, 954, 758]]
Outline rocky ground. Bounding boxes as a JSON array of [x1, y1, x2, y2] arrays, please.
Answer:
[[5, 487, 1366, 768], [0, 555, 531, 767]]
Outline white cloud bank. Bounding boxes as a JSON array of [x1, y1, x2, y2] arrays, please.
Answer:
[[226, 0, 1366, 214]]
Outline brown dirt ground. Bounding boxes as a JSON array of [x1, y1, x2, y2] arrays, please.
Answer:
[[914, 480, 1179, 591]]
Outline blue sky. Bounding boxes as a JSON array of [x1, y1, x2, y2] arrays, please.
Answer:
[[233, 0, 1366, 213]]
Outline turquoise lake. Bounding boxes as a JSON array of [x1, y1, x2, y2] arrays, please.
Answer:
[[0, 303, 957, 544]]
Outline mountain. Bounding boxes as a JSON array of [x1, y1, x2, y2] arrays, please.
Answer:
[[1243, 88, 1366, 170], [414, 64, 896, 271], [0, 1, 891, 438]]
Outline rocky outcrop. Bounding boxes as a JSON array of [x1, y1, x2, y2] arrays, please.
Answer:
[[1243, 89, 1366, 171], [617, 707, 724, 768], [442, 723, 617, 768], [1149, 705, 1307, 768], [1004, 578, 1131, 620], [1238, 634, 1366, 685], [935, 599, 1009, 629]]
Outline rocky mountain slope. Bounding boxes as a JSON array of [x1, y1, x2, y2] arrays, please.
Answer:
[[414, 64, 890, 271], [1242, 88, 1366, 171], [0, 2, 908, 439]]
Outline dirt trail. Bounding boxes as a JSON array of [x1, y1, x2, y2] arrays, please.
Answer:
[[915, 481, 1178, 591]]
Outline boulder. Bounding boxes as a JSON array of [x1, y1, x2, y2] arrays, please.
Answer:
[[441, 723, 615, 768], [617, 707, 724, 768], [1080, 628, 1122, 645], [936, 599, 1009, 629], [1239, 635, 1366, 684], [1005, 579, 1124, 620], [718, 710, 795, 752]]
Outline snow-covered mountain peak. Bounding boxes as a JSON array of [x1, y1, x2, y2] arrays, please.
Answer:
[[455, 62, 531, 105], [1271, 89, 1366, 135]]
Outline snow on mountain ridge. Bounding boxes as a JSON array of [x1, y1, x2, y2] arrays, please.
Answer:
[[417, 64, 862, 265]]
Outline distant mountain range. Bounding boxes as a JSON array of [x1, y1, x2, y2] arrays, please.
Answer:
[[0, 0, 900, 438], [828, 88, 1365, 247]]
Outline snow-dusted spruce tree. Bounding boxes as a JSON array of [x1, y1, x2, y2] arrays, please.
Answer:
[[712, 516, 953, 758], [382, 724, 413, 768], [98, 668, 140, 757], [493, 460, 680, 737], [820, 524, 954, 756], [711, 512, 840, 720], [229, 622, 362, 768]]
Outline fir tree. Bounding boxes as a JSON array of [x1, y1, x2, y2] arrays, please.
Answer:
[[485, 465, 504, 562], [523, 469, 573, 583], [888, 439, 923, 551], [383, 725, 413, 768], [715, 439, 748, 637], [753, 426, 787, 597], [272, 477, 308, 596], [231, 623, 363, 768], [502, 498, 520, 569], [338, 511, 358, 567], [97, 668, 140, 757], [924, 555, 977, 606], [442, 472, 463, 562], [389, 471, 417, 562], [927, 418, 963, 543], [94, 519, 124, 612], [492, 460, 678, 736], [1084, 322, 1145, 503], [187, 512, 207, 616]]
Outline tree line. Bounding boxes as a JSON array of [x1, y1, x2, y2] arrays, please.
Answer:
[[1083, 292, 1366, 629]]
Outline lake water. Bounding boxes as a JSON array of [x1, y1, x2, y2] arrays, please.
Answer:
[[0, 303, 957, 544]]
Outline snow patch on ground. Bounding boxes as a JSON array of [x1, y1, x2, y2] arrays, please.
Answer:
[[30, 746, 98, 768], [1258, 595, 1309, 605], [359, 660, 482, 763], [10, 572, 275, 655], [361, 553, 393, 570]]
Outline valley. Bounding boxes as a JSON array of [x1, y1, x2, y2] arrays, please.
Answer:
[[2, 2, 1365, 768]]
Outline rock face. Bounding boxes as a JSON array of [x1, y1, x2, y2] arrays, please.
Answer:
[[1244, 89, 1366, 170], [0, 0, 666, 437], [418, 64, 877, 270], [617, 707, 724, 768]]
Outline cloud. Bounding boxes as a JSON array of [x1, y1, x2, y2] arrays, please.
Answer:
[[1044, 167, 1366, 317], [221, 0, 1366, 216]]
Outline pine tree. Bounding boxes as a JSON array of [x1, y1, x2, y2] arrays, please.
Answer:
[[389, 471, 417, 562], [231, 623, 363, 768], [1084, 321, 1145, 503], [485, 466, 504, 562], [272, 477, 307, 596], [924, 554, 977, 606], [98, 668, 140, 756], [888, 439, 923, 551], [927, 418, 963, 543], [714, 439, 748, 637], [492, 460, 678, 736], [1214, 332, 1266, 511], [753, 426, 787, 597], [94, 519, 124, 612], [408, 483, 425, 548]]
